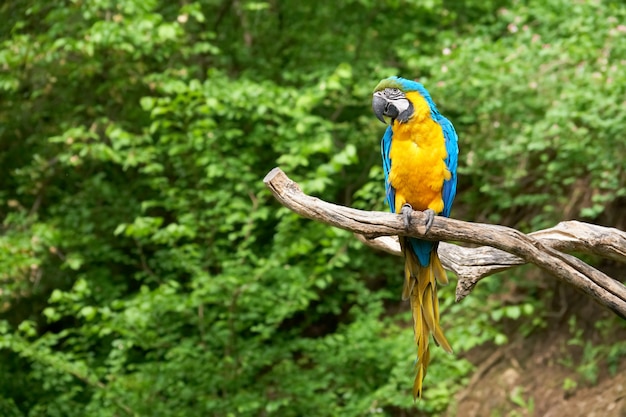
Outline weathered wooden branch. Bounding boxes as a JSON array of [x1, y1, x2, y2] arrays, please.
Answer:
[[263, 167, 626, 318], [356, 221, 626, 301]]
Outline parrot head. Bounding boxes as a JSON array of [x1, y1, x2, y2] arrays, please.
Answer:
[[372, 76, 439, 125]]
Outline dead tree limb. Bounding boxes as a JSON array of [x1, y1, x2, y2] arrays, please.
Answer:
[[356, 220, 626, 302], [263, 167, 626, 318]]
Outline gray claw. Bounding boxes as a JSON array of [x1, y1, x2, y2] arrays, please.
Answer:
[[401, 204, 413, 230], [423, 209, 436, 234]]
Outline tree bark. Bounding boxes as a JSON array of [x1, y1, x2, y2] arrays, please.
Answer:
[[263, 167, 626, 318]]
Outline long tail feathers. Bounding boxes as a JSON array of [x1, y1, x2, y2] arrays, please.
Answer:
[[401, 239, 452, 399]]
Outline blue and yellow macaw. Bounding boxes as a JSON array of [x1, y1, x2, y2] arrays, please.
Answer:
[[372, 76, 459, 399]]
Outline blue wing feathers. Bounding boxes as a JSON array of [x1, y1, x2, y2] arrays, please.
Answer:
[[381, 126, 395, 212], [438, 115, 459, 219]]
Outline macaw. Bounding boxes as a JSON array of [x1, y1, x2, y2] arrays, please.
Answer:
[[372, 76, 459, 399]]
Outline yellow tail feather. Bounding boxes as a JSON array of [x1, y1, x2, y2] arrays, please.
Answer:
[[401, 241, 452, 399], [431, 251, 448, 285]]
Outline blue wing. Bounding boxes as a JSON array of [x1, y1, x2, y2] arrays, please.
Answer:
[[437, 114, 459, 218], [381, 126, 396, 213]]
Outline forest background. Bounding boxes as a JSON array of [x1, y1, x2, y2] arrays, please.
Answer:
[[1, 0, 626, 416]]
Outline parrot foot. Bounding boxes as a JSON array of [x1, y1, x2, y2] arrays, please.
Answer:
[[401, 204, 413, 230], [423, 209, 436, 234]]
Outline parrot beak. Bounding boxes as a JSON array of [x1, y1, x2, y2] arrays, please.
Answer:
[[372, 92, 399, 124], [372, 94, 387, 124]]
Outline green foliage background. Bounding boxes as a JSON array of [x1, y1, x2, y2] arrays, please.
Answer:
[[1, 0, 625, 416]]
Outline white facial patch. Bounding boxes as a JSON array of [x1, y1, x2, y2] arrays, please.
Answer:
[[390, 98, 410, 114]]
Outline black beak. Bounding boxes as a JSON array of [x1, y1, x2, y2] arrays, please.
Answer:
[[372, 94, 387, 123], [372, 93, 398, 124]]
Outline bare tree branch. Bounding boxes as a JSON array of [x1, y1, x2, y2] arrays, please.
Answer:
[[263, 167, 626, 318], [356, 221, 626, 303]]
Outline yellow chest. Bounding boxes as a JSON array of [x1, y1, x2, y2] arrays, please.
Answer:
[[388, 98, 450, 214]]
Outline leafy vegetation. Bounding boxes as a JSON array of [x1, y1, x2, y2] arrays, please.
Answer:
[[1, 0, 625, 416]]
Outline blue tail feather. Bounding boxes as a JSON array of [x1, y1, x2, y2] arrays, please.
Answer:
[[409, 237, 434, 267]]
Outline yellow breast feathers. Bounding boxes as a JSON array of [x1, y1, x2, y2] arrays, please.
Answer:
[[388, 91, 451, 214]]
